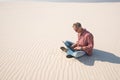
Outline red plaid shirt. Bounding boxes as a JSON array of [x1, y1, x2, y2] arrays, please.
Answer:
[[77, 29, 94, 55]]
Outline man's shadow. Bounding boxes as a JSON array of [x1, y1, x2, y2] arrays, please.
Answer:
[[76, 49, 120, 66]]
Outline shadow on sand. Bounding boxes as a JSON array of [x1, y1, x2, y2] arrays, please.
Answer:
[[76, 49, 120, 66]]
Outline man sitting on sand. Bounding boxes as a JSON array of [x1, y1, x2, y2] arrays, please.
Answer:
[[60, 22, 94, 58]]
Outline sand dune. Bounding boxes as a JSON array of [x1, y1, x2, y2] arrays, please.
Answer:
[[0, 2, 120, 80]]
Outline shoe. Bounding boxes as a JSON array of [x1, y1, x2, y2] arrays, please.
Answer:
[[66, 55, 74, 58], [60, 46, 67, 52]]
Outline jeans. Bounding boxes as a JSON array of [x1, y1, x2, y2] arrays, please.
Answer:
[[64, 41, 86, 58]]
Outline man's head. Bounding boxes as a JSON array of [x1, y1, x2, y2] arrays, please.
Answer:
[[72, 22, 83, 33]]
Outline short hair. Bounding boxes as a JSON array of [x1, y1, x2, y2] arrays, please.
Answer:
[[73, 22, 81, 27]]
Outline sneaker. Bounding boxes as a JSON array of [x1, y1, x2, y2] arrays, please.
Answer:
[[66, 55, 74, 58], [60, 46, 68, 52]]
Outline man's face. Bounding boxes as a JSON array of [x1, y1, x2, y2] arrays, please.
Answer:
[[73, 26, 82, 33], [73, 26, 79, 33]]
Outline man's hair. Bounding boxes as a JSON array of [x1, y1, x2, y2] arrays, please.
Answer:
[[73, 22, 81, 27]]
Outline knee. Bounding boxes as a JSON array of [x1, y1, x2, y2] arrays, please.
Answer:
[[73, 51, 86, 58], [64, 41, 71, 46], [65, 41, 70, 44]]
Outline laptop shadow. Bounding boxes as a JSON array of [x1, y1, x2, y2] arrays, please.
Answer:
[[76, 49, 120, 66]]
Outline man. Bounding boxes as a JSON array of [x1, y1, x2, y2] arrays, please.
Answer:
[[60, 22, 94, 58]]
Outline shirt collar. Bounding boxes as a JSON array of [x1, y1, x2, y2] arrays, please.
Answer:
[[80, 28, 86, 36]]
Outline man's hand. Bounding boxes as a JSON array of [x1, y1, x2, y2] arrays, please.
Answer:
[[71, 43, 77, 48], [74, 46, 82, 50], [81, 46, 86, 50]]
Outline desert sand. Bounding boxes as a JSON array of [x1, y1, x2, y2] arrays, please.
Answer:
[[0, 2, 120, 80]]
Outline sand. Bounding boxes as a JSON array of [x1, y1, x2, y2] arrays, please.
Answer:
[[0, 2, 120, 80]]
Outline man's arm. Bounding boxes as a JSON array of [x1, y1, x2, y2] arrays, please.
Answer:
[[71, 40, 80, 48], [82, 34, 94, 56], [72, 41, 82, 50], [73, 46, 82, 50], [71, 43, 77, 48]]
